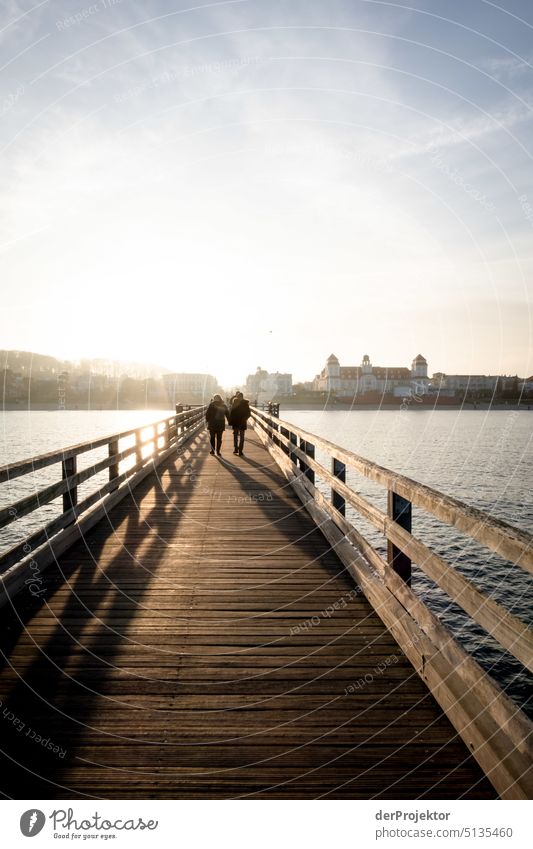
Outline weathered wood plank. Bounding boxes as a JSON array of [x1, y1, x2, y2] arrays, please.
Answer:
[[0, 428, 496, 800], [254, 422, 532, 800]]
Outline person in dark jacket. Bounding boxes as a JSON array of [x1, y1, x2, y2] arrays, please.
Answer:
[[205, 394, 230, 455], [229, 391, 251, 456]]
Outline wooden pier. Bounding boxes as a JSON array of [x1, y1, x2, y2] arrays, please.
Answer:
[[0, 408, 531, 799]]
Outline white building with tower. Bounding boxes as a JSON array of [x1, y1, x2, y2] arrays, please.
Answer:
[[313, 353, 430, 397]]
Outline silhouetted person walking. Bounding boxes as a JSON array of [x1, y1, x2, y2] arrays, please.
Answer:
[[205, 394, 229, 455], [229, 391, 251, 456]]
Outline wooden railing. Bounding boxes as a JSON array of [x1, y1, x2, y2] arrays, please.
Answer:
[[251, 406, 533, 800], [0, 406, 206, 607]]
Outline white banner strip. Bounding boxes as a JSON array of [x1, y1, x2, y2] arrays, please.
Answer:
[[3, 799, 531, 848]]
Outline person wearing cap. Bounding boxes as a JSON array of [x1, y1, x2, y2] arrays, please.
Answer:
[[229, 391, 251, 456], [205, 394, 230, 455]]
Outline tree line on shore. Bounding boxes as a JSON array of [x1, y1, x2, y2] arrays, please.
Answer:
[[2, 368, 170, 408]]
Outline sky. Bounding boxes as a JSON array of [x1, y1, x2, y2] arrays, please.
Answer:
[[1, 0, 532, 387]]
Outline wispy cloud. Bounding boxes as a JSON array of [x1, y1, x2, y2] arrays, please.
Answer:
[[1, 0, 532, 379], [479, 53, 533, 81], [0, 0, 50, 45], [408, 97, 533, 155]]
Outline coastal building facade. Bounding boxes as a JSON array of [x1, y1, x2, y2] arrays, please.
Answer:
[[163, 372, 219, 404], [432, 373, 519, 395], [519, 376, 533, 394], [245, 367, 293, 402], [313, 354, 430, 398]]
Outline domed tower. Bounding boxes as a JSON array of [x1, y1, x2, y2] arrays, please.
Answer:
[[325, 353, 340, 391], [361, 354, 372, 375], [411, 354, 428, 379], [326, 353, 340, 378]]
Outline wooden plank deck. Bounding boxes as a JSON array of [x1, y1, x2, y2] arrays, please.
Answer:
[[0, 427, 496, 799]]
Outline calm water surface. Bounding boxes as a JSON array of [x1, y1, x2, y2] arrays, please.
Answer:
[[1, 408, 532, 714], [0, 410, 174, 557], [1, 410, 173, 466], [283, 409, 533, 715]]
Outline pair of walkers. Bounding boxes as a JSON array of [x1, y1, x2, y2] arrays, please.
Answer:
[[205, 392, 251, 456]]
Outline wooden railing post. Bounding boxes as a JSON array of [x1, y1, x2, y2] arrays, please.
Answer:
[[299, 439, 315, 485], [135, 430, 142, 467], [332, 457, 346, 516], [109, 439, 119, 490], [289, 431, 298, 465], [280, 426, 289, 455], [0, 409, 214, 590], [267, 411, 273, 441], [62, 455, 77, 513], [169, 417, 176, 445], [387, 490, 412, 584]]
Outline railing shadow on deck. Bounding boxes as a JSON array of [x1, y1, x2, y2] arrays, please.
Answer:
[[0, 422, 207, 798], [249, 407, 533, 801], [218, 434, 356, 583], [0, 408, 530, 799]]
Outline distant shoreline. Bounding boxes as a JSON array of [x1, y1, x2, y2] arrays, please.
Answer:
[[1, 404, 173, 412], [2, 402, 532, 412], [280, 401, 533, 411]]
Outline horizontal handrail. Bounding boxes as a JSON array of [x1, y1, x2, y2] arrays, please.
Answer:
[[0, 441, 142, 531], [0, 409, 196, 483], [269, 429, 533, 671], [250, 406, 533, 799], [252, 407, 533, 574], [250, 407, 533, 668], [0, 407, 207, 578]]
